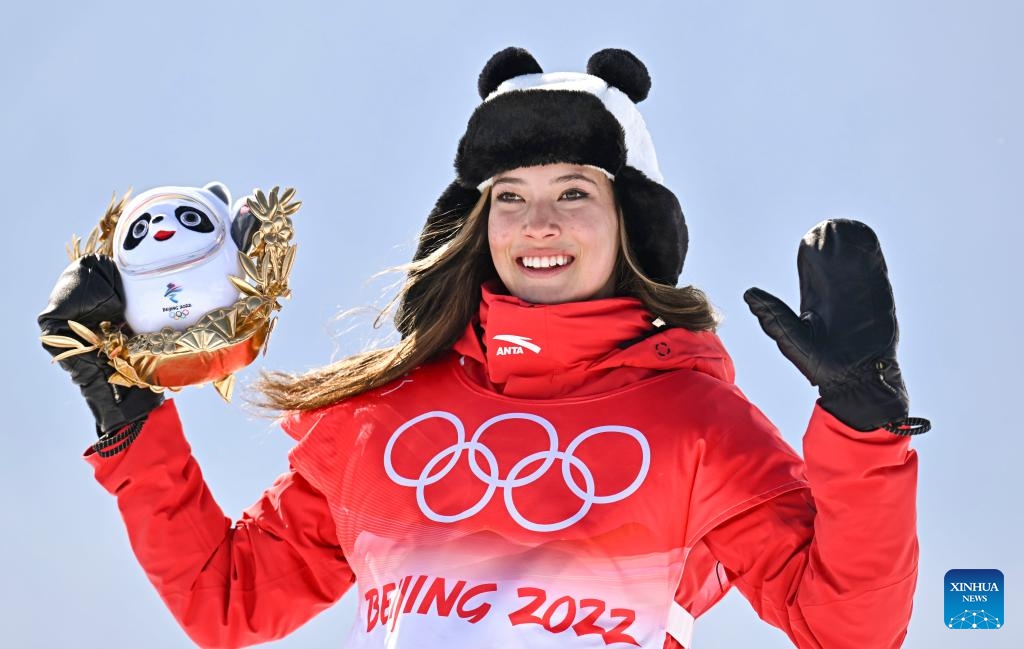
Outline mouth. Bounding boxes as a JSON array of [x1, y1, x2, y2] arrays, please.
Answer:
[[516, 254, 575, 276], [154, 230, 175, 241]]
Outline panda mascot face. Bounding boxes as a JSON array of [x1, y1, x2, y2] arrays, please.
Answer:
[[114, 182, 242, 334], [118, 198, 225, 273]]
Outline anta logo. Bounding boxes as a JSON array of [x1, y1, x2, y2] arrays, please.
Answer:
[[493, 334, 541, 356]]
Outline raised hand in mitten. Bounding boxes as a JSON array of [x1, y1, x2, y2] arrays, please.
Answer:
[[38, 254, 164, 439], [743, 219, 928, 434]]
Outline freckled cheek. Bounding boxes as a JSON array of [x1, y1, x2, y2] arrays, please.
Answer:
[[565, 220, 610, 251], [572, 221, 618, 273], [487, 225, 509, 258], [487, 224, 515, 276]]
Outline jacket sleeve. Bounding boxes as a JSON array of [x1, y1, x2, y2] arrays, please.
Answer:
[[700, 404, 919, 649], [85, 399, 355, 649]]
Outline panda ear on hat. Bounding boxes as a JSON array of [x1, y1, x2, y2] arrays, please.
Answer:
[[477, 47, 543, 99], [586, 49, 651, 103]]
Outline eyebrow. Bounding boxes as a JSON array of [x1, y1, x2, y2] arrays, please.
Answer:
[[492, 173, 599, 187]]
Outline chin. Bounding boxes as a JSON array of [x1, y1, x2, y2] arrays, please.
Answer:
[[511, 285, 596, 305]]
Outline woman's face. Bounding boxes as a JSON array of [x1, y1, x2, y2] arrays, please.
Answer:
[[487, 163, 619, 304]]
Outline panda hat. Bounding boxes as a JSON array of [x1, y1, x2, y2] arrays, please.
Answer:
[[412, 47, 687, 287]]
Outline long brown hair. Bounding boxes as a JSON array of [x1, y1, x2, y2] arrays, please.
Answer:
[[252, 188, 718, 413]]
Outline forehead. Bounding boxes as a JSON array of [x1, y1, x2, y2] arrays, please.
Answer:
[[493, 163, 610, 186]]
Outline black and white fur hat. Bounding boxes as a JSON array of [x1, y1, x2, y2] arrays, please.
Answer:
[[411, 47, 687, 288]]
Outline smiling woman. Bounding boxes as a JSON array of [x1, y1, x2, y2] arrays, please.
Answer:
[[39, 46, 925, 649]]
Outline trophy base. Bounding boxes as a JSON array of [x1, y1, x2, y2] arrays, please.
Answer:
[[132, 324, 269, 390]]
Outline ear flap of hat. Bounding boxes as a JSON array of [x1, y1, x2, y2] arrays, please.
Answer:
[[614, 166, 688, 285], [411, 180, 482, 263], [399, 181, 483, 337]]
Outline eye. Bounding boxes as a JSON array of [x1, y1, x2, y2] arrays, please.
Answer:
[[122, 213, 152, 251], [560, 188, 589, 201], [495, 191, 523, 203], [174, 206, 215, 233]]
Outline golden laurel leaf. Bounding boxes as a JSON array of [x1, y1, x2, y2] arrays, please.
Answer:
[[50, 346, 99, 363], [40, 334, 85, 349], [67, 320, 102, 346], [229, 274, 261, 297], [282, 245, 297, 279], [259, 255, 270, 285], [84, 228, 100, 256], [111, 358, 142, 383], [255, 189, 269, 210], [213, 375, 235, 402], [107, 374, 136, 388], [238, 252, 260, 283], [247, 202, 268, 221], [66, 236, 81, 262], [263, 317, 278, 356]]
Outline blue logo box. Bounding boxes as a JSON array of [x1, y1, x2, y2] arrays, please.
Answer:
[[945, 569, 1003, 630]]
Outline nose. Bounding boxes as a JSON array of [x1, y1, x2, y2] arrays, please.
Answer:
[[522, 204, 559, 239], [152, 214, 165, 224]]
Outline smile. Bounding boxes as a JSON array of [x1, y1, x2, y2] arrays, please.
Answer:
[[518, 255, 574, 269], [154, 230, 175, 241]]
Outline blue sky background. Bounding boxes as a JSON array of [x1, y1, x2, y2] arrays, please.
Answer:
[[2, 1, 1020, 647]]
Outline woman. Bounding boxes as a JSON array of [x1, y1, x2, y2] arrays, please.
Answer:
[[39, 48, 927, 649]]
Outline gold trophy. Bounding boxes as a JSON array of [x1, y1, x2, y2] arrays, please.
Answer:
[[43, 184, 299, 401]]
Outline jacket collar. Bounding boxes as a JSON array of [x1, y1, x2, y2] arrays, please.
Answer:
[[453, 284, 734, 398]]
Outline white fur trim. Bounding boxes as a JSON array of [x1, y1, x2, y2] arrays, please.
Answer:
[[485, 71, 663, 184]]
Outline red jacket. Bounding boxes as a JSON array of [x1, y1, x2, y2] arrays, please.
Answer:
[[87, 287, 919, 648]]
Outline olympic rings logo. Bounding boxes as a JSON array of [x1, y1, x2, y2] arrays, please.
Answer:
[[169, 309, 190, 320], [383, 411, 650, 533]]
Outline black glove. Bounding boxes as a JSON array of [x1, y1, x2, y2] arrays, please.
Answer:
[[744, 219, 928, 434], [38, 254, 164, 438]]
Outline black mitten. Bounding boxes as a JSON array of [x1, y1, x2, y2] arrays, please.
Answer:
[[38, 254, 164, 437], [744, 219, 929, 434]]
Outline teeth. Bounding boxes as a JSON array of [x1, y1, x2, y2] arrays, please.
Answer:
[[522, 255, 570, 269]]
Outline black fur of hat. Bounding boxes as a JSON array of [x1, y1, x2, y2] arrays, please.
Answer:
[[404, 47, 688, 329]]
